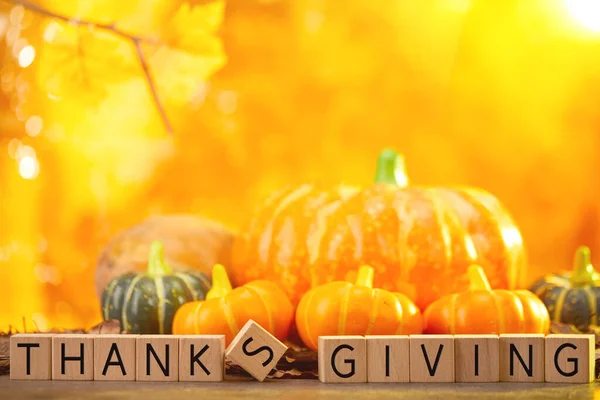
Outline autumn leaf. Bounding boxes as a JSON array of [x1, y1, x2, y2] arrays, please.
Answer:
[[9, 0, 226, 132]]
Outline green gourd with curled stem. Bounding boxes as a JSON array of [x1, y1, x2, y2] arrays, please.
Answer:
[[101, 240, 211, 334], [529, 246, 600, 330]]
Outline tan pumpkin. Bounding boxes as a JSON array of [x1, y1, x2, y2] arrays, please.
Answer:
[[95, 215, 233, 298]]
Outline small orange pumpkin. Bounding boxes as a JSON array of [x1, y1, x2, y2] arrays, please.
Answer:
[[423, 265, 550, 334], [295, 265, 423, 351], [172, 264, 294, 345]]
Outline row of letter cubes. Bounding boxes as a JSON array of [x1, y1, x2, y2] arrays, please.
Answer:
[[10, 322, 596, 384], [320, 334, 595, 383], [10, 320, 288, 382]]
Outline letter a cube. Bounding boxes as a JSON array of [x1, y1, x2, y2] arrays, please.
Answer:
[[225, 320, 288, 382], [318, 336, 367, 383], [94, 335, 138, 381]]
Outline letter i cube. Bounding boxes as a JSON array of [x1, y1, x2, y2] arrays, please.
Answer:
[[225, 320, 288, 382], [318, 336, 367, 383]]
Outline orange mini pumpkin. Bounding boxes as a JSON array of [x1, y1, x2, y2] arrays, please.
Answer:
[[231, 149, 525, 310], [172, 264, 294, 345], [295, 265, 423, 351], [424, 265, 550, 334]]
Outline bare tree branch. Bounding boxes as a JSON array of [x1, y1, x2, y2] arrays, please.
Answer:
[[6, 0, 173, 135], [134, 40, 173, 134]]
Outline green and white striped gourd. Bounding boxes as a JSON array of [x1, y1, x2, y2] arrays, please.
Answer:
[[101, 240, 211, 334]]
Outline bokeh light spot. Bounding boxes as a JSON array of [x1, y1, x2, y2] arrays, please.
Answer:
[[18, 45, 35, 68]]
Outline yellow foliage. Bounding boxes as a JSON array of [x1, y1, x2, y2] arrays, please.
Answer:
[[0, 0, 600, 331]]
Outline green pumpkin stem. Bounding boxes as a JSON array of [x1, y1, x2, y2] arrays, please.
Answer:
[[355, 265, 375, 288], [146, 241, 173, 277], [468, 265, 492, 291], [374, 149, 409, 187], [571, 246, 599, 286]]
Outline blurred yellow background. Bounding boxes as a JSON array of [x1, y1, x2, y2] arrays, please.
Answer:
[[1, 0, 600, 331]]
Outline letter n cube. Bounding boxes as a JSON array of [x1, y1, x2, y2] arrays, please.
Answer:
[[318, 336, 367, 383], [225, 320, 288, 382]]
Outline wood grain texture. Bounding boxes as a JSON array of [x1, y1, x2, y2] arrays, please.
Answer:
[[225, 320, 288, 382], [409, 335, 454, 382], [545, 334, 594, 383], [455, 335, 499, 382], [1, 375, 598, 399], [499, 334, 544, 382], [318, 336, 366, 383], [366, 335, 409, 383], [94, 335, 138, 381], [136, 336, 179, 382], [10, 334, 55, 380], [52, 335, 94, 381], [179, 335, 225, 382]]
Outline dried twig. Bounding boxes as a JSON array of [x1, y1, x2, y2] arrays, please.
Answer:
[[6, 0, 173, 134]]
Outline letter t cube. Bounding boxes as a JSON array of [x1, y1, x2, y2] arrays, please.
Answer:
[[225, 320, 288, 382]]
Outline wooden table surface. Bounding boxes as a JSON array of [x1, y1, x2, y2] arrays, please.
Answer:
[[0, 376, 597, 400]]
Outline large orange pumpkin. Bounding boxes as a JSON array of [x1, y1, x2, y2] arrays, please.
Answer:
[[231, 149, 525, 309]]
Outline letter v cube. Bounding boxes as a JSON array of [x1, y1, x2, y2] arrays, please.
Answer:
[[179, 335, 225, 382], [225, 320, 288, 382], [409, 335, 454, 382]]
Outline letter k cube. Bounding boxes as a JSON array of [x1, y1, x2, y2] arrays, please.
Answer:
[[179, 335, 226, 382], [225, 320, 288, 382]]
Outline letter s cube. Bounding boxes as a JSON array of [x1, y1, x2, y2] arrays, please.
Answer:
[[545, 334, 595, 383], [225, 320, 288, 382], [318, 336, 366, 383]]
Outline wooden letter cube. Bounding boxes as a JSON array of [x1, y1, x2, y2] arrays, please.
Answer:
[[318, 336, 367, 383], [52, 334, 94, 381], [225, 320, 288, 382], [10, 334, 55, 380], [365, 335, 409, 383], [136, 335, 179, 382], [499, 334, 544, 382], [409, 335, 454, 382], [545, 334, 594, 383], [455, 335, 499, 382], [94, 335, 138, 381], [179, 335, 225, 382]]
